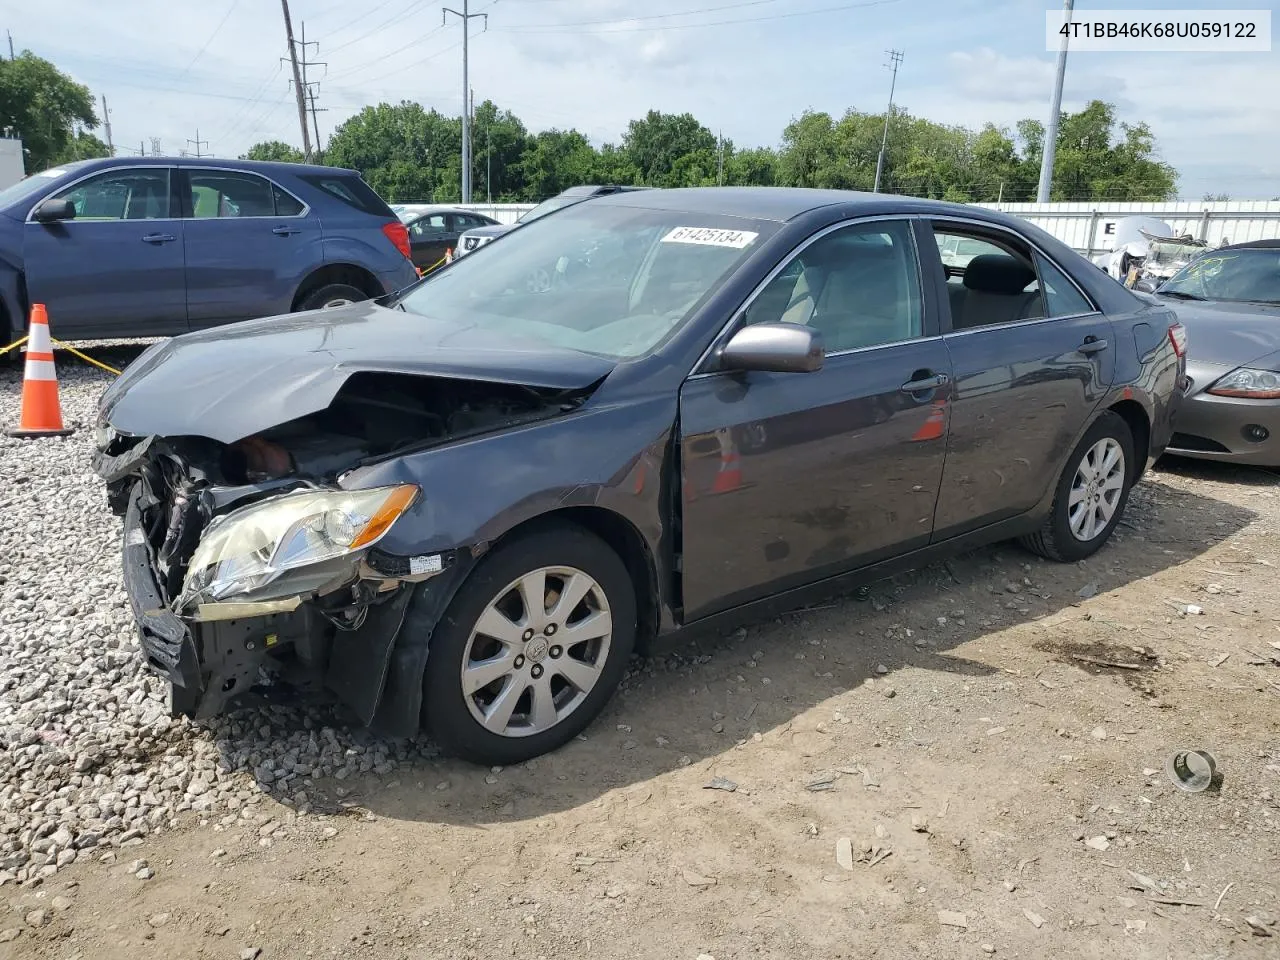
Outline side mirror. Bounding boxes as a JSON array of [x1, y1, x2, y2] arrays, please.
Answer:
[[33, 198, 75, 223], [719, 322, 824, 374], [1134, 277, 1158, 293]]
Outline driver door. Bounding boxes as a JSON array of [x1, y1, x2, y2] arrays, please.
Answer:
[[677, 217, 953, 620], [23, 165, 187, 338]]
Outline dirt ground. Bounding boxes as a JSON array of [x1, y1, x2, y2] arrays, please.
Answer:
[[3, 455, 1279, 960]]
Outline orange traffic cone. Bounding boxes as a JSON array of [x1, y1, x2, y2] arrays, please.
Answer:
[[710, 429, 743, 494], [7, 304, 73, 438], [911, 400, 946, 442]]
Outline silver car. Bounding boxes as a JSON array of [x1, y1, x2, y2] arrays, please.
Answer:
[[1155, 240, 1280, 467]]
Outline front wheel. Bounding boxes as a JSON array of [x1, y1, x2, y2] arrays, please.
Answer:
[[1020, 411, 1135, 562], [420, 523, 637, 765]]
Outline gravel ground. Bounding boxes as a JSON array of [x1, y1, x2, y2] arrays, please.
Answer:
[[2, 348, 1279, 959], [0, 347, 439, 888]]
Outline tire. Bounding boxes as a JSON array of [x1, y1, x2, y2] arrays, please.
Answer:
[[295, 283, 367, 312], [420, 523, 637, 766], [1020, 410, 1135, 563]]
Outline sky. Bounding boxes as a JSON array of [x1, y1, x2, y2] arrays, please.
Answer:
[[6, 0, 1279, 199]]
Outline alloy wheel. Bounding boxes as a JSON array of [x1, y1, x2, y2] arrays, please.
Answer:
[[1067, 437, 1126, 542], [460, 566, 613, 738]]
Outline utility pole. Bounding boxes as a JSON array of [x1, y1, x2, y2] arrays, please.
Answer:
[[299, 21, 327, 160], [443, 0, 488, 202], [486, 122, 492, 203], [279, 0, 313, 161], [1037, 0, 1074, 202], [150, 137, 162, 157], [717, 130, 724, 186], [186, 130, 208, 158], [873, 49, 903, 194], [100, 94, 114, 156], [7, 30, 14, 60]]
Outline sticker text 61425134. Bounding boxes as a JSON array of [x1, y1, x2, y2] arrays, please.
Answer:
[[661, 226, 760, 249]]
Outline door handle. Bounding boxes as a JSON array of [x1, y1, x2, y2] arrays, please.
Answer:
[[272, 225, 301, 236], [1078, 337, 1109, 355], [141, 233, 176, 244], [900, 372, 950, 393]]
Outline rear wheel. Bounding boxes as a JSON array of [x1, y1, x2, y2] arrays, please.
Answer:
[[296, 283, 367, 312], [1020, 411, 1135, 562], [420, 523, 636, 765]]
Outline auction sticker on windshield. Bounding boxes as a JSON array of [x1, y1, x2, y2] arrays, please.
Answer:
[[661, 226, 759, 248]]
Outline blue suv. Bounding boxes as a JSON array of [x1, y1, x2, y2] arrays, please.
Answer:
[[0, 157, 419, 345]]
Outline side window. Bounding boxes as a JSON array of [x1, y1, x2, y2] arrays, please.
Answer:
[[52, 169, 171, 221], [1034, 252, 1096, 317], [188, 172, 275, 218], [409, 214, 447, 238], [743, 219, 923, 354], [272, 184, 305, 217], [933, 226, 1046, 331]]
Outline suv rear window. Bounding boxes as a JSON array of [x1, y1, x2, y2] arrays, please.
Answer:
[[298, 174, 393, 217]]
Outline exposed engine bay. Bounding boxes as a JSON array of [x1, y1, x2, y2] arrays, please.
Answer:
[[95, 374, 593, 728], [223, 373, 591, 483]]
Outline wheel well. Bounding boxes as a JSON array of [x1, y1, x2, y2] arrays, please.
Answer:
[[494, 507, 661, 654], [1108, 398, 1151, 480], [291, 263, 383, 311]]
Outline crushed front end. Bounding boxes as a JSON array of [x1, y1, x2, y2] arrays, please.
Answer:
[[94, 427, 458, 728]]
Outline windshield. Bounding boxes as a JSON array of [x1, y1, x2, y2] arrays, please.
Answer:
[[0, 164, 84, 213], [396, 203, 775, 360], [1159, 248, 1280, 304], [517, 195, 584, 224]]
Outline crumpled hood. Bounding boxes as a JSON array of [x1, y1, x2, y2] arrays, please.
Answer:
[[1154, 296, 1280, 367], [99, 301, 615, 443]]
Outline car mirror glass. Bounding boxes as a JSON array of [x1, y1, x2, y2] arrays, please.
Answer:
[[33, 198, 75, 223]]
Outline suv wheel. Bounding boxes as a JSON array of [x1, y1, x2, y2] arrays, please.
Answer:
[[296, 283, 367, 312], [1020, 411, 1135, 562], [419, 523, 636, 765]]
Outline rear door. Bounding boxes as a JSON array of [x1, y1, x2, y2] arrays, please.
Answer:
[[180, 167, 318, 328], [678, 217, 953, 620], [23, 165, 186, 337], [926, 219, 1114, 538]]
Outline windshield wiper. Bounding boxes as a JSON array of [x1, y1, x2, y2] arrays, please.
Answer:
[[1158, 290, 1206, 301]]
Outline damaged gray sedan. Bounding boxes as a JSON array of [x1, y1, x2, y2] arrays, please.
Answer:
[[94, 188, 1184, 765]]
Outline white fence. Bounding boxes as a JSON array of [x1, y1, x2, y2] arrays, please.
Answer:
[[974, 201, 1280, 255], [411, 198, 1280, 252]]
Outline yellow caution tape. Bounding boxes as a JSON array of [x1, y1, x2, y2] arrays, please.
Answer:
[[50, 338, 123, 376], [0, 334, 29, 356]]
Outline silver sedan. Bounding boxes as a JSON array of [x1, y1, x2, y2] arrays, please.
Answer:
[[1155, 241, 1280, 467]]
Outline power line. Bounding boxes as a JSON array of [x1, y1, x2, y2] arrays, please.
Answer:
[[300, 21, 328, 160], [185, 129, 209, 157], [175, 0, 240, 82], [443, 0, 488, 202], [873, 49, 902, 194], [327, 0, 433, 54], [494, 0, 902, 34], [280, 0, 314, 160]]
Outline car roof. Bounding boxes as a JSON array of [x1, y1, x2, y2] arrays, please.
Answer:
[[43, 156, 358, 178], [590, 186, 1013, 224], [1218, 239, 1280, 251]]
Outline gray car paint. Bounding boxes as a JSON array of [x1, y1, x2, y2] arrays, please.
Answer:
[[98, 304, 616, 443], [98, 187, 1185, 733]]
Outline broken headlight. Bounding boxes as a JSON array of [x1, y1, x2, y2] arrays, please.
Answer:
[[179, 484, 419, 610]]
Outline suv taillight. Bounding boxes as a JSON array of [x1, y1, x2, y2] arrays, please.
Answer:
[[381, 222, 412, 261], [1168, 322, 1187, 358]]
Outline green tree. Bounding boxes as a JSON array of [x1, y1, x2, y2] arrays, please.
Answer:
[[519, 129, 597, 199], [324, 101, 462, 201], [241, 140, 304, 162], [726, 146, 779, 186], [472, 100, 530, 201], [53, 129, 110, 164], [623, 111, 717, 187], [0, 52, 100, 173]]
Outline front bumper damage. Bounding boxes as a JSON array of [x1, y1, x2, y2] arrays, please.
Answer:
[[99, 439, 472, 737]]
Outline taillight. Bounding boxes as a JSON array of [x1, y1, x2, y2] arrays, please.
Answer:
[[381, 222, 412, 261], [1168, 322, 1187, 358]]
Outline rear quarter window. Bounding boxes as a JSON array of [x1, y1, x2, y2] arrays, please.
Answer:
[[298, 174, 394, 218]]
